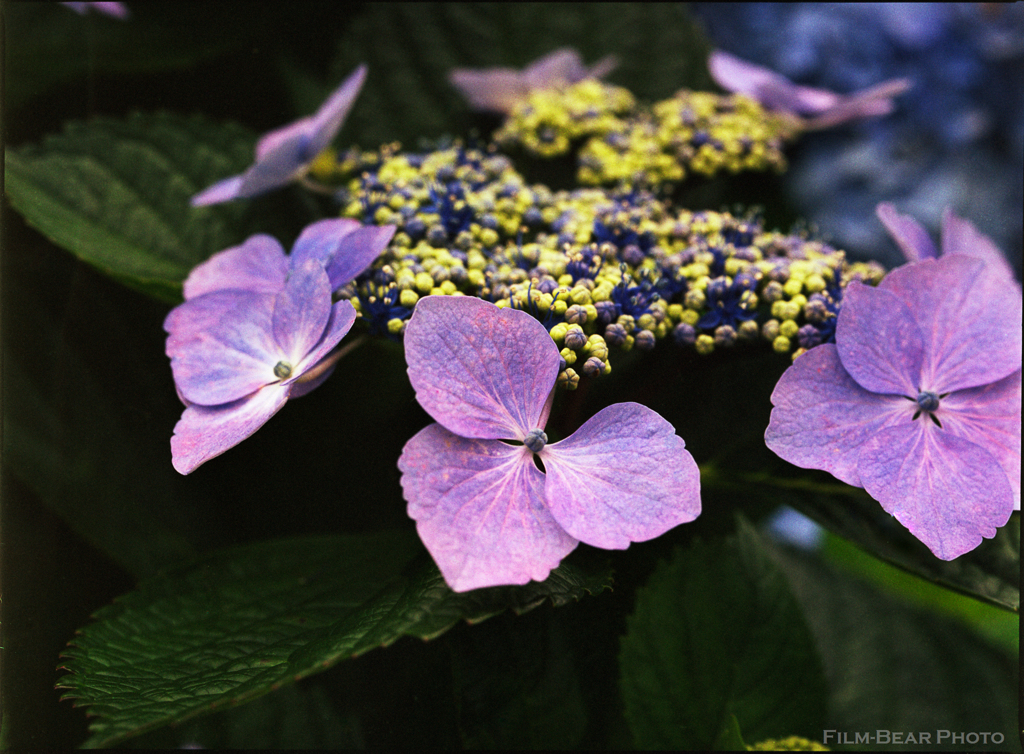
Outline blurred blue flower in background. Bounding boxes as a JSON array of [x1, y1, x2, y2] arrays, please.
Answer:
[[692, 3, 1024, 277]]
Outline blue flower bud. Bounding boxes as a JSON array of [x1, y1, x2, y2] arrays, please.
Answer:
[[524, 428, 548, 453], [673, 322, 697, 346], [604, 323, 629, 346], [635, 330, 657, 350], [916, 391, 940, 413], [582, 356, 605, 377]]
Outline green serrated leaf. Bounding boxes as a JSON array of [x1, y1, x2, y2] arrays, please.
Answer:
[[58, 533, 611, 748], [770, 545, 1020, 748], [619, 520, 827, 749], [5, 112, 257, 302]]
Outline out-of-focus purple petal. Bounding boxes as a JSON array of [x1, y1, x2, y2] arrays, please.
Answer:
[[450, 49, 615, 114], [399, 424, 578, 592], [541, 403, 700, 549], [522, 48, 617, 89], [294, 300, 357, 376], [191, 175, 245, 207], [800, 78, 912, 130], [879, 256, 1022, 392], [941, 369, 1021, 510], [292, 220, 396, 290], [306, 65, 368, 158], [941, 209, 1020, 288], [171, 384, 290, 475], [449, 69, 531, 113], [182, 234, 289, 299], [836, 282, 923, 396], [404, 296, 560, 440], [708, 50, 839, 114], [765, 344, 909, 487], [709, 50, 909, 129], [858, 424, 1014, 560], [271, 260, 332, 364], [61, 2, 129, 19], [168, 292, 281, 405], [876, 202, 938, 263]]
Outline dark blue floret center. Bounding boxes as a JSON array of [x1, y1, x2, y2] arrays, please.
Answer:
[[916, 390, 940, 413], [524, 428, 548, 453], [273, 361, 293, 379]]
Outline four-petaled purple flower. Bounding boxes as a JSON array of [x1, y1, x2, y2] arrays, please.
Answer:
[[398, 296, 701, 592], [165, 219, 395, 474], [449, 47, 618, 114], [708, 50, 911, 130], [191, 65, 368, 206], [765, 248, 1021, 559]]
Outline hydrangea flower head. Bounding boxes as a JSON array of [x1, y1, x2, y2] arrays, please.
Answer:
[[165, 220, 394, 474], [192, 65, 368, 206], [708, 50, 911, 130], [765, 253, 1021, 559], [449, 47, 618, 114], [398, 295, 701, 591]]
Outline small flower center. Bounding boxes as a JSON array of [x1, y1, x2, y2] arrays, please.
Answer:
[[524, 428, 548, 453], [915, 390, 940, 414], [273, 361, 293, 380]]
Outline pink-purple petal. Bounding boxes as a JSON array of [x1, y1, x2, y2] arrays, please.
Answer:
[[404, 296, 560, 440], [875, 202, 938, 263], [836, 282, 923, 396], [271, 260, 332, 364], [858, 424, 1014, 560], [306, 65, 368, 158], [540, 403, 701, 549], [191, 175, 245, 207], [940, 369, 1021, 510], [765, 344, 910, 487], [708, 50, 839, 115], [800, 78, 911, 130], [940, 209, 1020, 288], [879, 256, 1022, 392], [448, 68, 530, 113], [399, 424, 578, 592], [182, 234, 289, 299], [293, 300, 357, 376], [292, 221, 396, 290], [168, 292, 281, 405], [171, 384, 291, 474]]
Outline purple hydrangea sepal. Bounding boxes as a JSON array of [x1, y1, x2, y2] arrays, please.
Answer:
[[766, 254, 1021, 559], [61, 2, 129, 19], [876, 203, 1020, 290], [191, 65, 367, 207], [449, 48, 617, 114], [398, 296, 700, 592], [708, 50, 911, 130], [181, 218, 395, 300], [167, 259, 356, 474]]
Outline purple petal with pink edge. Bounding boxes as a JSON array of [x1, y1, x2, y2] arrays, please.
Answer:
[[878, 256, 1022, 392], [165, 290, 244, 350], [398, 424, 578, 592], [293, 300, 357, 376], [522, 48, 588, 88], [271, 260, 332, 364], [171, 384, 290, 474], [404, 296, 560, 440], [765, 344, 910, 488], [306, 65, 368, 158], [541, 403, 701, 549], [836, 282, 923, 396], [449, 68, 530, 113], [858, 424, 1014, 560], [183, 234, 289, 299], [940, 369, 1021, 510], [254, 117, 314, 163], [940, 209, 1020, 288], [875, 202, 938, 263], [169, 292, 281, 406], [292, 221, 396, 290], [236, 131, 311, 197], [191, 175, 245, 207], [708, 50, 839, 115]]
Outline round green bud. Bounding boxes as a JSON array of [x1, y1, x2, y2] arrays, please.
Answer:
[[273, 361, 292, 379], [695, 334, 715, 355], [399, 289, 419, 308], [779, 319, 799, 339], [772, 335, 792, 353], [558, 368, 580, 390]]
